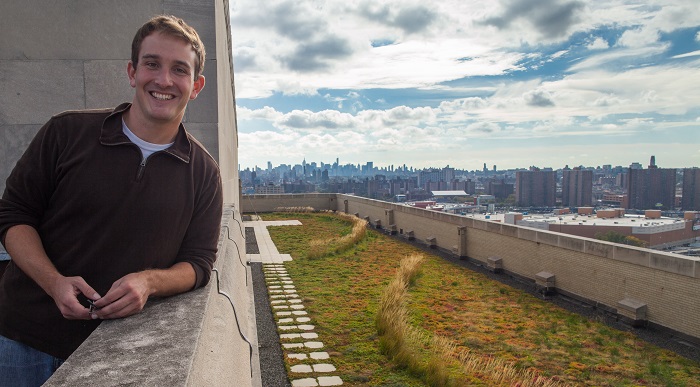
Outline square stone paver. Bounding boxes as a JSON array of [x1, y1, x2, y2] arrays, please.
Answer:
[[318, 376, 343, 386]]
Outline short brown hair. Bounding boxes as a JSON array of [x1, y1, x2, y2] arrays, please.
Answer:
[[131, 15, 206, 79]]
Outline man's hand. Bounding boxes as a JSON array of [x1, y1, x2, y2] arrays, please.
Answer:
[[46, 275, 101, 320], [4, 225, 101, 320], [91, 272, 152, 319], [91, 262, 196, 320]]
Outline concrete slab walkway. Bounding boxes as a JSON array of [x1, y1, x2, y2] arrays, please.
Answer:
[[246, 217, 344, 386], [246, 220, 301, 264]]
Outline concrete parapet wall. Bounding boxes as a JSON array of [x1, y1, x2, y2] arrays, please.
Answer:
[[244, 194, 700, 342], [45, 206, 259, 386], [242, 193, 338, 213]]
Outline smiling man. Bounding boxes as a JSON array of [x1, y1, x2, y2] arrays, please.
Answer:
[[0, 15, 223, 385]]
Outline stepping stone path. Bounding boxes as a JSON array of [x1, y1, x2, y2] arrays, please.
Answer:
[[264, 263, 344, 387]]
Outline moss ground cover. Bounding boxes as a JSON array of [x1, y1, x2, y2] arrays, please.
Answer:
[[262, 212, 700, 386]]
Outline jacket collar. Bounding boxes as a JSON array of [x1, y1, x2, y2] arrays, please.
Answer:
[[99, 103, 192, 163]]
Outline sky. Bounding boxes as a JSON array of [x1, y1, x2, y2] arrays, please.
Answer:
[[229, 0, 700, 171]]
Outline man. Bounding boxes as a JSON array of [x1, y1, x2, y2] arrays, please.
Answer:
[[0, 15, 223, 385]]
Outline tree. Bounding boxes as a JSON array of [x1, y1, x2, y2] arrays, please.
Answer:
[[595, 231, 647, 247]]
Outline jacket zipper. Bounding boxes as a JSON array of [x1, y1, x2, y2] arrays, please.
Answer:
[[136, 157, 148, 181]]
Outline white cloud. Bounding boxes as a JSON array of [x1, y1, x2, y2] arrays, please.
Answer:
[[567, 45, 669, 72], [617, 27, 660, 48], [586, 36, 609, 50], [277, 109, 357, 130], [672, 50, 700, 59], [232, 0, 700, 170]]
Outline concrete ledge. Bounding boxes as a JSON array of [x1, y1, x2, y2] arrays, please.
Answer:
[[558, 234, 585, 252], [45, 206, 259, 387], [518, 227, 538, 242], [613, 246, 650, 266], [500, 223, 519, 238], [45, 290, 208, 386], [650, 251, 698, 277], [537, 231, 559, 247], [584, 240, 614, 259], [485, 221, 502, 234]]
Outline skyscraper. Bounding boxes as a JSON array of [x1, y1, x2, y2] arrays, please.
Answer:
[[562, 168, 593, 207], [515, 168, 556, 207]]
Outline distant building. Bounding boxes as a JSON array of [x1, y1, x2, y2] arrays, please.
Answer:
[[515, 168, 556, 207], [501, 208, 700, 249], [431, 190, 469, 202], [682, 168, 700, 210], [562, 168, 593, 207], [418, 166, 455, 187], [255, 183, 284, 194], [451, 179, 476, 194], [487, 179, 514, 200], [601, 193, 628, 208], [626, 166, 676, 210]]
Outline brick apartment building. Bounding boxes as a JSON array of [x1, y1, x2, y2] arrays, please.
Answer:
[[562, 167, 593, 207], [515, 168, 556, 207], [626, 167, 676, 210], [682, 168, 700, 210]]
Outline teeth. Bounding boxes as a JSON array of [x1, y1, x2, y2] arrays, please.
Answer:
[[151, 92, 174, 101]]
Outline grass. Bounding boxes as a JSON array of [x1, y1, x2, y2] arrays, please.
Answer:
[[261, 211, 700, 386]]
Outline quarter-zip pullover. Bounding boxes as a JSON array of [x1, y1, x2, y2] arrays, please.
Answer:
[[0, 103, 223, 359]]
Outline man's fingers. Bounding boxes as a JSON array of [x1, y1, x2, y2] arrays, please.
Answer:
[[49, 276, 101, 320], [95, 273, 149, 319]]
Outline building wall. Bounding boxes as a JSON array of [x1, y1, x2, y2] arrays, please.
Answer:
[[551, 222, 698, 248], [627, 168, 676, 210], [242, 193, 338, 213], [562, 169, 593, 207], [515, 170, 556, 207], [244, 194, 700, 342], [682, 168, 700, 211]]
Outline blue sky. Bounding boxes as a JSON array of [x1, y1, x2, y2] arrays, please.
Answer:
[[230, 0, 700, 171]]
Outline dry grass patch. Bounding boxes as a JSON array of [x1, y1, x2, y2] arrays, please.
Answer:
[[306, 211, 368, 259]]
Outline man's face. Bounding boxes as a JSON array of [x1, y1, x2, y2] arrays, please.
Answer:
[[127, 32, 204, 129]]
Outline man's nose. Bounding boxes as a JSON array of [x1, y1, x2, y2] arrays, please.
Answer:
[[155, 69, 173, 87]]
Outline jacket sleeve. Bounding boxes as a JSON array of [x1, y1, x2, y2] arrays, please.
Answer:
[[0, 120, 59, 246], [175, 159, 223, 289]]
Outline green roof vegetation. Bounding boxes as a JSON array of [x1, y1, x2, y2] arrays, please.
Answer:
[[263, 211, 700, 386]]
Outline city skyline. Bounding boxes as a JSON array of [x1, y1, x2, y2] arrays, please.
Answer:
[[230, 0, 700, 171], [240, 155, 694, 173]]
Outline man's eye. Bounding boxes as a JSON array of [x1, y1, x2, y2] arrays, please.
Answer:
[[145, 62, 158, 68]]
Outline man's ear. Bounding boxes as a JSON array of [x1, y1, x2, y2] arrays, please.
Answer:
[[127, 61, 137, 88], [190, 75, 205, 100]]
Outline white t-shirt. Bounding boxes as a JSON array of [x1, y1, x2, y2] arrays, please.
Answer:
[[122, 119, 174, 159]]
